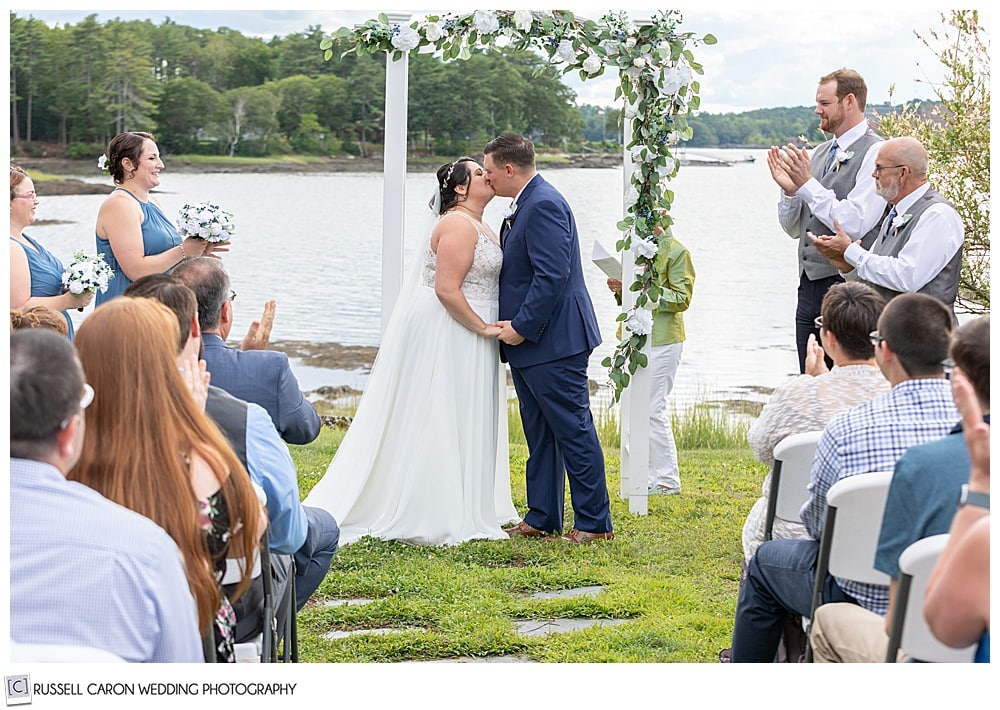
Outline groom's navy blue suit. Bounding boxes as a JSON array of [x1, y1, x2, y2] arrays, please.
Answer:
[[499, 174, 612, 535]]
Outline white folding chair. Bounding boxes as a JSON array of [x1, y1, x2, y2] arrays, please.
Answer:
[[884, 534, 978, 662], [804, 470, 893, 661], [763, 430, 823, 541]]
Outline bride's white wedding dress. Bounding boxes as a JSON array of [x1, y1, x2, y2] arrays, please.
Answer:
[[304, 213, 520, 545]]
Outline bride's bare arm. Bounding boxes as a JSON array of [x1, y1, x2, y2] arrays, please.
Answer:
[[433, 219, 501, 337]]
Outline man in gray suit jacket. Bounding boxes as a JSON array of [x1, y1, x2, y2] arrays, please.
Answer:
[[809, 137, 965, 322], [173, 257, 321, 445]]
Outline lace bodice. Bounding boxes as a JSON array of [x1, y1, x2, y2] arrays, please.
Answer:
[[422, 214, 502, 304]]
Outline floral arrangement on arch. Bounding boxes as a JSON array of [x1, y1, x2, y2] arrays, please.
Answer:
[[324, 10, 716, 401]]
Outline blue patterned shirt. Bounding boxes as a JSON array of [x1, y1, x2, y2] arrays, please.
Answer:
[[10, 459, 204, 662], [799, 378, 958, 614]]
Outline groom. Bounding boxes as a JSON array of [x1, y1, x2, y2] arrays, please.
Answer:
[[483, 133, 614, 543]]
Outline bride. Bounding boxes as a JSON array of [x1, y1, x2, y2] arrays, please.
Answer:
[[304, 157, 520, 545]]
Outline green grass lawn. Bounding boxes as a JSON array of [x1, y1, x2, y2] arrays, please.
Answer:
[[287, 407, 765, 663]]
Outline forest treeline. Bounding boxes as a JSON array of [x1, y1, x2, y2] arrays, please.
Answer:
[[10, 13, 923, 159]]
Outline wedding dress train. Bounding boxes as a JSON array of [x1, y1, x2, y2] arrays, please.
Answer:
[[304, 220, 520, 545]]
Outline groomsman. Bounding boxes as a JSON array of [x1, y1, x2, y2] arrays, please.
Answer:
[[768, 69, 886, 373], [483, 133, 613, 544], [809, 136, 964, 322]]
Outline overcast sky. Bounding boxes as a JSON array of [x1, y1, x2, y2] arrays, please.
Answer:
[[17, 2, 967, 114]]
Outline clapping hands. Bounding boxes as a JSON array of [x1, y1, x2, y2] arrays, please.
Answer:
[[804, 333, 829, 376], [179, 352, 210, 411]]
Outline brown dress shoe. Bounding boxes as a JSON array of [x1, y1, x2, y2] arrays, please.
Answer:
[[559, 528, 615, 543], [505, 521, 550, 538]]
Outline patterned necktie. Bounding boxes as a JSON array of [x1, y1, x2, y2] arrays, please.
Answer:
[[880, 206, 898, 243], [823, 140, 839, 176]]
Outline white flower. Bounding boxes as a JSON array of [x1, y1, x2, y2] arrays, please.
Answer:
[[633, 237, 658, 259], [658, 67, 682, 96], [599, 39, 620, 57], [625, 37, 637, 48], [891, 213, 913, 231], [633, 56, 647, 69], [582, 53, 602, 75], [626, 307, 653, 336], [630, 145, 649, 163], [97, 154, 109, 173], [473, 10, 499, 35], [678, 63, 693, 85], [512, 9, 533, 31], [177, 201, 236, 243], [502, 203, 517, 220], [423, 22, 443, 42], [624, 100, 639, 119], [62, 251, 114, 295], [624, 65, 644, 81], [391, 25, 420, 51], [624, 184, 640, 207], [656, 157, 677, 176], [556, 39, 577, 63]]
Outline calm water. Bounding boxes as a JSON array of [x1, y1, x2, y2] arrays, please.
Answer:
[[32, 149, 802, 404]]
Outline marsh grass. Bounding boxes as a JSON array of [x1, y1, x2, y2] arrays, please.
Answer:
[[288, 399, 763, 663]]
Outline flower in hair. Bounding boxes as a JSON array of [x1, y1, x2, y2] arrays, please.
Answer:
[[97, 154, 110, 174], [441, 161, 458, 189]]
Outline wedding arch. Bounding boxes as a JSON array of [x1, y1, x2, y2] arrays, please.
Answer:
[[324, 10, 715, 514]]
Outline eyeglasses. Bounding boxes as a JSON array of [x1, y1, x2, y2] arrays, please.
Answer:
[[869, 330, 886, 348], [13, 192, 37, 200], [228, 289, 237, 302], [58, 383, 95, 431], [813, 316, 823, 329], [873, 165, 905, 176]]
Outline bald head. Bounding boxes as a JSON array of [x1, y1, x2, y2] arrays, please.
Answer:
[[873, 137, 929, 203]]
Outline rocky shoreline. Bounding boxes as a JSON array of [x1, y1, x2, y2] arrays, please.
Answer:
[[22, 153, 622, 196]]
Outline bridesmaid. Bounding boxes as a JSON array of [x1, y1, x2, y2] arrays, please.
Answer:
[[94, 131, 224, 306], [9, 165, 92, 338]]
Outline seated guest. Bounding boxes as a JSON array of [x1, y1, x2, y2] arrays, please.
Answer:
[[743, 282, 888, 562], [924, 369, 989, 662], [125, 274, 340, 611], [69, 297, 266, 662], [729, 293, 958, 662], [10, 329, 203, 662], [810, 316, 989, 661], [10, 304, 70, 336], [172, 257, 321, 445]]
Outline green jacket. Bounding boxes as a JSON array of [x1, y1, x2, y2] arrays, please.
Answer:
[[615, 236, 695, 346]]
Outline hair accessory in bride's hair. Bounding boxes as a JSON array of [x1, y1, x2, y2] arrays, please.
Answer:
[[441, 160, 458, 189]]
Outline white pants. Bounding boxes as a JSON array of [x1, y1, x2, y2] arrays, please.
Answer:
[[648, 342, 683, 489]]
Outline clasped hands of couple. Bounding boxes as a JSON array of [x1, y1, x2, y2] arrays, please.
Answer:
[[483, 320, 524, 345]]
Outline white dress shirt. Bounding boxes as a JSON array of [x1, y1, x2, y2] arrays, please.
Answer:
[[843, 183, 965, 292], [777, 120, 886, 239]]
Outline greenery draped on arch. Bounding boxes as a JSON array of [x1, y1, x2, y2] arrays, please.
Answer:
[[324, 10, 716, 399]]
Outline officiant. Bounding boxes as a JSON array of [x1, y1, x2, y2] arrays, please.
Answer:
[[605, 220, 695, 496]]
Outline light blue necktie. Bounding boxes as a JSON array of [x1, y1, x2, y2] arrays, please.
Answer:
[[880, 206, 898, 243], [822, 140, 839, 176]]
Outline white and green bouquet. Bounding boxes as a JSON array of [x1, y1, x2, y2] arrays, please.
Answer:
[[176, 201, 235, 243], [62, 251, 114, 309]]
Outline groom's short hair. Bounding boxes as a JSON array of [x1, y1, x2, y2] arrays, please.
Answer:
[[484, 133, 535, 171]]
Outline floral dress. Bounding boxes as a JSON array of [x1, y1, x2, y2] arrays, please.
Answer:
[[199, 491, 237, 662]]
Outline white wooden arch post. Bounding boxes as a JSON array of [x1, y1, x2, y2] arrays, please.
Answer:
[[379, 12, 411, 334], [618, 115, 651, 516]]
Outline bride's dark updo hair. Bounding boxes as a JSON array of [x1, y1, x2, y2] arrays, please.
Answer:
[[432, 156, 479, 214]]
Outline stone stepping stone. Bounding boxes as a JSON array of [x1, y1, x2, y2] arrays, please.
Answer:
[[323, 598, 374, 608], [527, 585, 604, 600], [322, 627, 410, 640], [514, 618, 630, 637]]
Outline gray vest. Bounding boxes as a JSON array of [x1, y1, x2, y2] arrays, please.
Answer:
[[864, 188, 962, 318], [205, 385, 248, 468], [797, 129, 884, 280]]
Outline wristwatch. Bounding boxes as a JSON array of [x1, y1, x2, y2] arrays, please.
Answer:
[[958, 484, 990, 510]]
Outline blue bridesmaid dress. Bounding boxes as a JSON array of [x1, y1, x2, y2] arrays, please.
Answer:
[[95, 187, 181, 306], [11, 234, 74, 338]]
